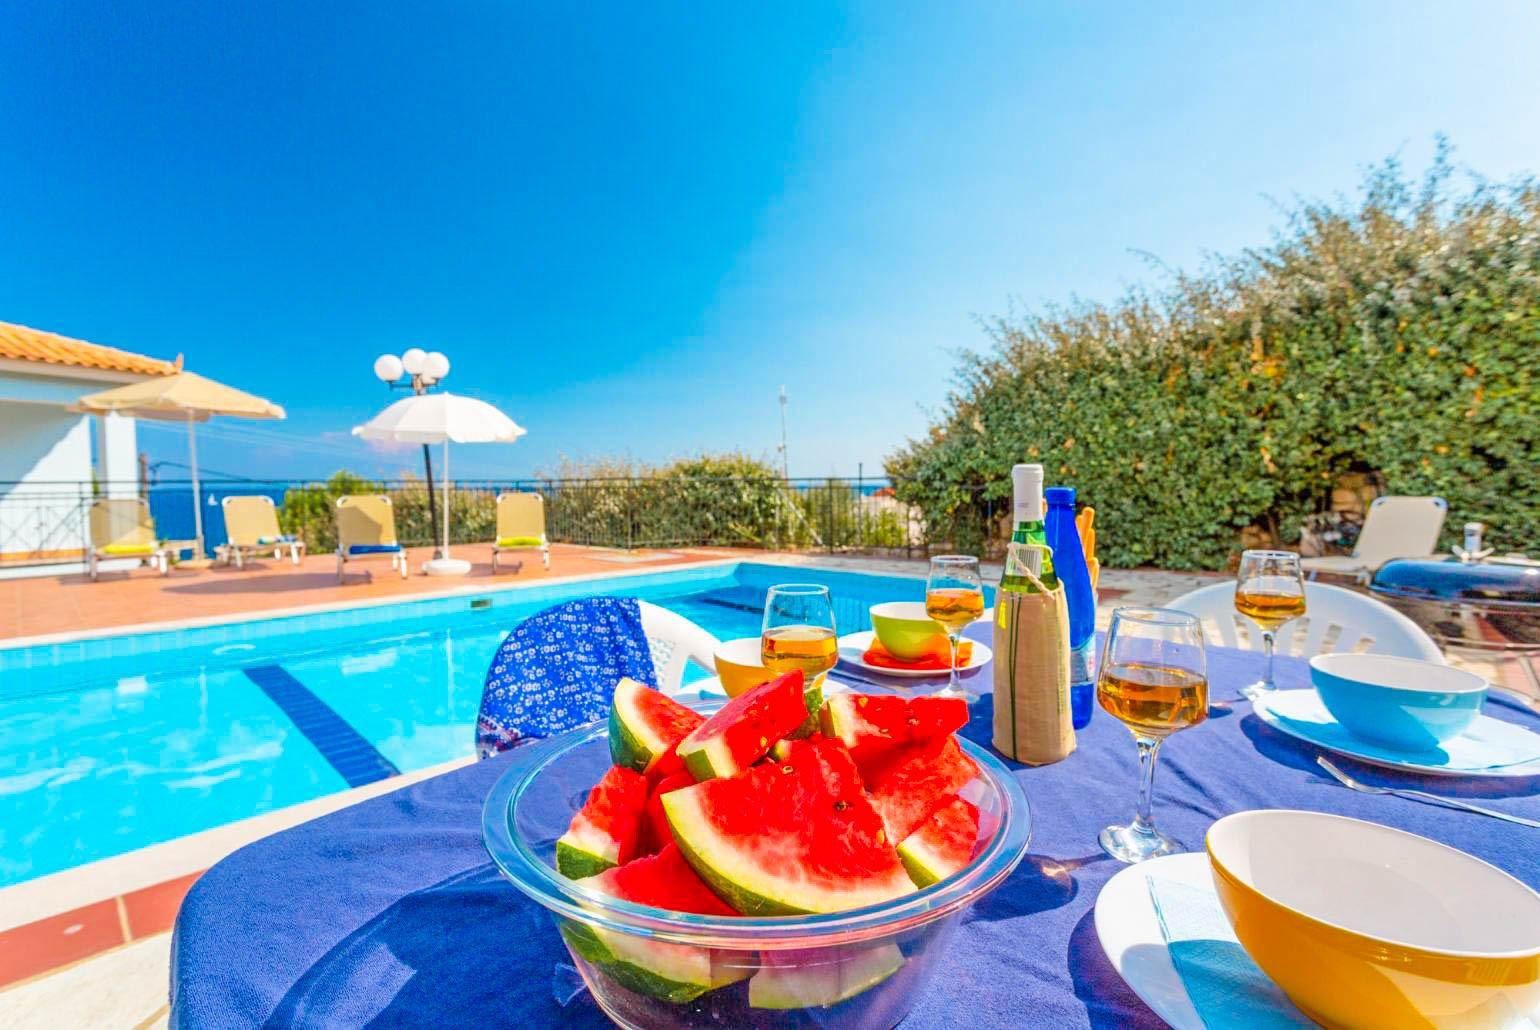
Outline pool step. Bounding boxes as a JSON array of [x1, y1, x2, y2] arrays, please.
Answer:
[[243, 665, 400, 788]]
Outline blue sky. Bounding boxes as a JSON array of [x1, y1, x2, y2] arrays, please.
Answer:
[[4, 2, 1539, 482]]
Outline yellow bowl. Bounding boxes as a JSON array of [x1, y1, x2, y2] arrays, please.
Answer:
[[1207, 810, 1540, 1028], [713, 637, 775, 698]]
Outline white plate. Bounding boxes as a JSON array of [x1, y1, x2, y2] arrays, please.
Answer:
[[1094, 853, 1208, 1030], [836, 630, 992, 679], [1252, 690, 1540, 778]]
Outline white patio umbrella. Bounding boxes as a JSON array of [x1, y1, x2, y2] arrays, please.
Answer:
[[352, 391, 525, 576]]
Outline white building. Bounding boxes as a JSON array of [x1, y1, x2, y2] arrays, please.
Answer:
[[0, 320, 176, 569]]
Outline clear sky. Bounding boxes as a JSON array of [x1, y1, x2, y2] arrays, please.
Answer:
[[4, 2, 1539, 482]]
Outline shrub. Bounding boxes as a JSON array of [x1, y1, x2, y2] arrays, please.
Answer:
[[886, 143, 1540, 569]]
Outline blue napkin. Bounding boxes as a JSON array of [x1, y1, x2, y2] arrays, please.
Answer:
[[1261, 690, 1540, 771], [1145, 876, 1311, 1028]]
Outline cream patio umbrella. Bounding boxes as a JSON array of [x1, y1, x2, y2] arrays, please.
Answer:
[[352, 391, 525, 576], [72, 371, 286, 560]]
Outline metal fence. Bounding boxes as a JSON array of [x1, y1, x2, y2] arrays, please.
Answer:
[[0, 476, 1010, 563]]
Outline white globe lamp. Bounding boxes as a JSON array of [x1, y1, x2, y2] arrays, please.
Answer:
[[401, 347, 428, 376], [423, 351, 450, 382], [373, 353, 404, 384]]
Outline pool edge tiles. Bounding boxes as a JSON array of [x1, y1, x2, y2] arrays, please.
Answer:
[[0, 554, 750, 655], [0, 561, 750, 699]]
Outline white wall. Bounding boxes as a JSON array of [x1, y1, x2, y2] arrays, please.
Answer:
[[0, 402, 96, 559], [0, 367, 144, 563]]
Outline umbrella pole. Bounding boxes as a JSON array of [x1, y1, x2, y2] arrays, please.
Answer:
[[442, 438, 451, 558], [421, 443, 440, 558], [188, 413, 205, 559]]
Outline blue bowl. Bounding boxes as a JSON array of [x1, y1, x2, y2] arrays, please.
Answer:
[[1309, 653, 1487, 752]]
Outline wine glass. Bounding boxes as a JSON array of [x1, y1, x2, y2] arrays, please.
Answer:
[[761, 584, 838, 690], [1097, 607, 1208, 863], [925, 555, 985, 700], [1234, 550, 1307, 700]]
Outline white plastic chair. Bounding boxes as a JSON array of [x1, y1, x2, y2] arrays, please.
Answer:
[[637, 600, 721, 696], [1166, 581, 1445, 663], [1301, 496, 1448, 585]]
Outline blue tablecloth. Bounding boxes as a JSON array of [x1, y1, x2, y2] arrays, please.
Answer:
[[171, 629, 1540, 1028]]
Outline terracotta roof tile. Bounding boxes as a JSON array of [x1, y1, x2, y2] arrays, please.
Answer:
[[0, 320, 177, 377]]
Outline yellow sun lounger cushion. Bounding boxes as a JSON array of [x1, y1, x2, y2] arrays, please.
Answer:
[[101, 543, 158, 556], [496, 536, 545, 548]]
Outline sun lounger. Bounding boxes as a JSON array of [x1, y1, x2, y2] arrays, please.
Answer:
[[88, 498, 172, 580], [216, 496, 306, 569], [335, 495, 409, 582], [491, 492, 550, 573], [1301, 495, 1448, 585]]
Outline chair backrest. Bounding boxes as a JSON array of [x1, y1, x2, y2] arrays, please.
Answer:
[[1166, 580, 1445, 662], [222, 495, 282, 547], [637, 600, 721, 697], [335, 495, 398, 548], [496, 492, 546, 541], [1352, 496, 1448, 566], [476, 596, 717, 757], [89, 498, 155, 549]]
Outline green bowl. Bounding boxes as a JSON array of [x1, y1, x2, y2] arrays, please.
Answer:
[[869, 601, 950, 661]]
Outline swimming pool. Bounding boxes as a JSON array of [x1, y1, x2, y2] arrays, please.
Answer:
[[0, 562, 980, 887]]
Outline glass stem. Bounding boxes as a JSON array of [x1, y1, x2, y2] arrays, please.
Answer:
[[1133, 736, 1164, 835], [1262, 630, 1276, 689], [947, 632, 961, 692]]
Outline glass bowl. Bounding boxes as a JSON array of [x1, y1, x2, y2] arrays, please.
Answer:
[[482, 702, 1032, 1029]]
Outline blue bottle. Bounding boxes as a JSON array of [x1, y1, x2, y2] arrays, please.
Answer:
[[1045, 486, 1096, 728]]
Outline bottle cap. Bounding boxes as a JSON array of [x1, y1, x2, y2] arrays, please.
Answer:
[[1045, 486, 1076, 506], [1012, 464, 1044, 522]]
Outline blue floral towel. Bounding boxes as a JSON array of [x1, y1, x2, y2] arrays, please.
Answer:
[[476, 597, 658, 758]]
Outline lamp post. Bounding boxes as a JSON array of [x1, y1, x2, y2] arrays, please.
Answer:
[[373, 348, 452, 558]]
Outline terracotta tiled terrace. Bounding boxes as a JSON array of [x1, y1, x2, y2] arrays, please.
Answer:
[[0, 543, 755, 644]]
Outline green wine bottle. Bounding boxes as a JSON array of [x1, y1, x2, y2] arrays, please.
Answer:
[[1000, 463, 1057, 593]]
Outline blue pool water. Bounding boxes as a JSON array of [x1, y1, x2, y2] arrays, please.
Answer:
[[0, 562, 977, 887]]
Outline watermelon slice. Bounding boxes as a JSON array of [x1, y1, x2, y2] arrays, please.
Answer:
[[640, 770, 695, 856], [820, 694, 968, 772], [609, 678, 705, 775], [897, 794, 981, 887], [663, 736, 915, 915], [560, 844, 747, 1003], [556, 765, 647, 879], [748, 943, 905, 1009], [865, 736, 979, 844], [674, 670, 809, 781]]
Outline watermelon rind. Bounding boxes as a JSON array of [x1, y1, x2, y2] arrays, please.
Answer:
[[897, 838, 948, 888], [559, 920, 714, 1004], [609, 678, 703, 774], [896, 795, 980, 888], [662, 771, 914, 916], [555, 838, 618, 880], [556, 766, 646, 879], [748, 944, 905, 1009], [675, 671, 807, 781]]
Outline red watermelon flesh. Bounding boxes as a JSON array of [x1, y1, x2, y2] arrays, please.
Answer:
[[588, 843, 738, 917], [646, 747, 688, 786], [820, 694, 969, 773], [556, 765, 648, 879], [609, 678, 706, 775], [865, 735, 979, 844], [674, 670, 809, 781], [641, 771, 696, 856], [663, 736, 915, 915], [896, 794, 981, 888]]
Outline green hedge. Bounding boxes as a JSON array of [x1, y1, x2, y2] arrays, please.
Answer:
[[886, 146, 1540, 570]]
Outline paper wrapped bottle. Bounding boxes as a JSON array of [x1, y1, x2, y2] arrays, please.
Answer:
[[992, 541, 1075, 765]]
